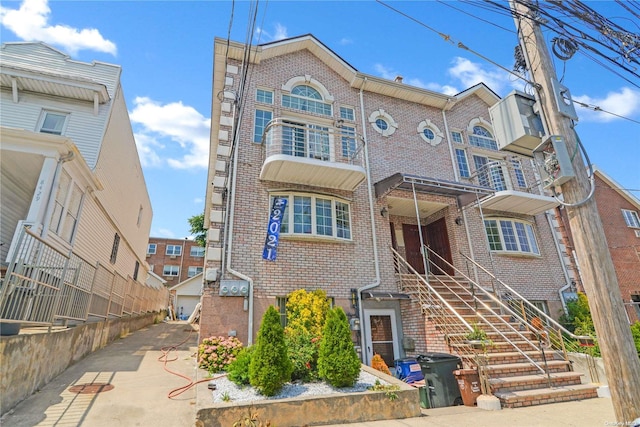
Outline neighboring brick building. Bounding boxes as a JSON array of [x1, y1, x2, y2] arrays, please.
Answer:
[[201, 35, 573, 365], [146, 237, 205, 284], [558, 168, 640, 323]]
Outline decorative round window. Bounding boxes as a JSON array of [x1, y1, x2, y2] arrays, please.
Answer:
[[417, 119, 444, 146], [368, 109, 397, 137]]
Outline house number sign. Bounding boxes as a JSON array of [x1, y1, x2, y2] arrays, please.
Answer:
[[262, 196, 287, 261]]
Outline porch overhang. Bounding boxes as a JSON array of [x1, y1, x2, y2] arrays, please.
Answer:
[[362, 291, 411, 301], [479, 190, 560, 215], [374, 173, 493, 208]]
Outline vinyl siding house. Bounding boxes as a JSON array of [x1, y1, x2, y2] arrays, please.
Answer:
[[0, 42, 166, 329], [201, 33, 577, 357]]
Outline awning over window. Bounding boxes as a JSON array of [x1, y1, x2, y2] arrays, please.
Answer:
[[374, 173, 493, 208], [361, 291, 411, 301]]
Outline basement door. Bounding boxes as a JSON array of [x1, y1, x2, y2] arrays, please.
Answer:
[[364, 309, 399, 368]]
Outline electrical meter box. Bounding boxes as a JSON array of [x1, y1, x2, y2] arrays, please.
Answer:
[[533, 135, 575, 189], [489, 90, 544, 156]]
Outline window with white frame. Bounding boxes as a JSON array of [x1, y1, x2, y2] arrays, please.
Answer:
[[188, 266, 203, 277], [622, 209, 640, 228], [341, 125, 356, 159], [282, 85, 332, 116], [469, 125, 498, 150], [417, 119, 443, 146], [39, 111, 68, 135], [340, 106, 355, 121], [455, 148, 470, 178], [254, 109, 272, 143], [473, 155, 507, 191], [256, 88, 274, 104], [190, 246, 205, 257], [272, 193, 352, 240], [163, 265, 180, 277], [368, 109, 397, 137], [147, 243, 157, 255], [166, 245, 182, 256], [511, 158, 527, 188], [49, 169, 83, 243], [484, 218, 540, 255], [451, 131, 463, 144], [282, 120, 330, 160]]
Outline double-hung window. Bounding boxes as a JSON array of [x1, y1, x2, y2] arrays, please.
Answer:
[[511, 159, 527, 188], [188, 266, 203, 277], [163, 265, 180, 277], [147, 243, 157, 255], [341, 126, 356, 159], [340, 106, 355, 121], [190, 246, 205, 257], [622, 209, 640, 228], [455, 148, 470, 178], [49, 169, 83, 243], [273, 194, 351, 240], [473, 155, 507, 191], [166, 245, 182, 256], [484, 218, 540, 255]]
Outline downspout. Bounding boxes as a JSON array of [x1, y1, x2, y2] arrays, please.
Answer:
[[41, 151, 75, 238], [222, 87, 256, 345], [545, 211, 572, 312], [442, 109, 480, 285], [357, 77, 381, 364]]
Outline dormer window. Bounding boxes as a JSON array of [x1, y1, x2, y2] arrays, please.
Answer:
[[39, 111, 68, 135]]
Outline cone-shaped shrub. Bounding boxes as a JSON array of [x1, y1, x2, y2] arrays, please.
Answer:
[[317, 306, 361, 387], [249, 305, 292, 396]]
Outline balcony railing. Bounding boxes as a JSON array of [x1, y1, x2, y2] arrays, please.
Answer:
[[0, 225, 169, 331], [260, 119, 366, 191], [468, 158, 560, 215]]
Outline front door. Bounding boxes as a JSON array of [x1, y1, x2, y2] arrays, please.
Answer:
[[426, 217, 454, 275], [365, 309, 399, 368], [402, 224, 427, 274]]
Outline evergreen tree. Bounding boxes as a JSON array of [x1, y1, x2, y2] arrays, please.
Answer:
[[317, 307, 361, 387], [249, 306, 292, 396]]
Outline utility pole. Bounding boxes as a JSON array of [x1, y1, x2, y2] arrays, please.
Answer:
[[510, 1, 640, 423]]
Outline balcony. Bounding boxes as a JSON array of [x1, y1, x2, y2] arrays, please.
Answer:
[[469, 159, 560, 216], [260, 119, 366, 191]]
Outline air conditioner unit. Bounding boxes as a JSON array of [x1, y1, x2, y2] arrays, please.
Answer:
[[634, 229, 640, 238], [489, 90, 544, 156], [170, 255, 177, 259]]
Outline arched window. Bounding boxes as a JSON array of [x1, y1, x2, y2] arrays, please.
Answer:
[[469, 125, 498, 150], [282, 84, 332, 116], [291, 85, 322, 100]]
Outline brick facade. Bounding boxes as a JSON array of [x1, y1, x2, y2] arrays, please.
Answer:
[[201, 35, 573, 361], [146, 237, 205, 284]]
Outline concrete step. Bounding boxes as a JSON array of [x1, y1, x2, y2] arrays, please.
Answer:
[[493, 383, 599, 408], [489, 371, 584, 393], [484, 360, 571, 378]]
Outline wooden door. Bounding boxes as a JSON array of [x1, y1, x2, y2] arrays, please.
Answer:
[[426, 217, 454, 275], [402, 224, 427, 274]]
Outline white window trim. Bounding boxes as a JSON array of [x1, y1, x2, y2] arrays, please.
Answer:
[[166, 245, 182, 256], [187, 266, 203, 277], [163, 265, 180, 277], [270, 192, 352, 241], [368, 109, 397, 137], [147, 244, 157, 255], [190, 246, 205, 257], [280, 118, 336, 162], [622, 209, 640, 228], [339, 106, 356, 121], [484, 218, 541, 256], [473, 154, 511, 191], [38, 110, 69, 135], [417, 119, 444, 146], [281, 75, 334, 101], [49, 169, 84, 244], [256, 88, 274, 104]]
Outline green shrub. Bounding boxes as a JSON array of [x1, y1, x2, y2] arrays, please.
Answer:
[[631, 321, 640, 358], [227, 346, 255, 385], [286, 328, 321, 382], [317, 307, 361, 388], [249, 306, 292, 396], [198, 336, 243, 374]]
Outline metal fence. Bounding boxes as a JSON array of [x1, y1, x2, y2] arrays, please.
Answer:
[[0, 226, 169, 328]]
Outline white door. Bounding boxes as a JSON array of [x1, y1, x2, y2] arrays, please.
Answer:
[[364, 309, 399, 368]]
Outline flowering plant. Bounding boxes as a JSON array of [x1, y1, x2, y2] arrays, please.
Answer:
[[198, 336, 243, 373]]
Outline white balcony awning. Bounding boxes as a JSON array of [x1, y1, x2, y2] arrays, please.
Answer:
[[479, 190, 560, 215]]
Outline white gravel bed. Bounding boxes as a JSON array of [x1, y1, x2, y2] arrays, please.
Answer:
[[208, 370, 389, 404]]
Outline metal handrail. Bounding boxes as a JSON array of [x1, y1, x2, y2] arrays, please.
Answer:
[[458, 251, 595, 353]]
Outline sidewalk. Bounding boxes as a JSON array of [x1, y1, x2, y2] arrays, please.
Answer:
[[1, 321, 617, 427]]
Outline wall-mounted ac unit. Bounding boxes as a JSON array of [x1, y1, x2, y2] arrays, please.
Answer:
[[489, 90, 544, 156]]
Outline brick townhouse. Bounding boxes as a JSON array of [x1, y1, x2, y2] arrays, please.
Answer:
[[146, 237, 205, 284], [201, 34, 575, 366]]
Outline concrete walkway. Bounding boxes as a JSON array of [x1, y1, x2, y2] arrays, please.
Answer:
[[1, 321, 618, 426]]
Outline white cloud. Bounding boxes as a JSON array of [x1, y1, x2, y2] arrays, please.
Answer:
[[0, 0, 116, 56], [573, 87, 640, 123], [130, 97, 211, 170], [155, 228, 176, 239], [256, 23, 288, 42], [339, 38, 353, 46], [373, 63, 459, 94], [447, 57, 510, 94], [193, 197, 203, 204]]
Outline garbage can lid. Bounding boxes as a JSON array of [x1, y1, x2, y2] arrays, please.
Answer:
[[416, 352, 461, 362]]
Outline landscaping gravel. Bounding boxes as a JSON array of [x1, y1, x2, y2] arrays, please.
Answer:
[[208, 370, 390, 404]]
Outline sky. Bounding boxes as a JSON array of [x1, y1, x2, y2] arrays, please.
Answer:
[[1, 0, 638, 239]]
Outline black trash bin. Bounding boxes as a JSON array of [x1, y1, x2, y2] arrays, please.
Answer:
[[416, 352, 463, 408]]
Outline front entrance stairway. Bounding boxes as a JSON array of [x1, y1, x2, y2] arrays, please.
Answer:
[[393, 247, 600, 408]]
